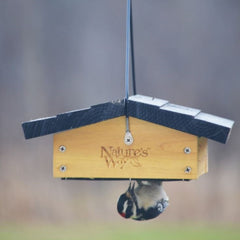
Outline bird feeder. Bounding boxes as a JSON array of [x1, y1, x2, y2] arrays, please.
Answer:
[[22, 0, 234, 181], [22, 94, 234, 181]]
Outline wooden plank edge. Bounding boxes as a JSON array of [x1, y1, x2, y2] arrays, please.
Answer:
[[22, 100, 125, 139], [60, 178, 191, 181]]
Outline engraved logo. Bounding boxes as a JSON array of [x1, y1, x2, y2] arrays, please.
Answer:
[[100, 146, 150, 169]]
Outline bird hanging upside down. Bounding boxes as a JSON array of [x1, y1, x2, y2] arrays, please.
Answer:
[[117, 180, 169, 221]]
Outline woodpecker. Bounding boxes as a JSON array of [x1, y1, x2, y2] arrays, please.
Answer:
[[117, 180, 169, 221]]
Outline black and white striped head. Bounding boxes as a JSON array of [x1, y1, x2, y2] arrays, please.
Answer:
[[117, 182, 137, 219]]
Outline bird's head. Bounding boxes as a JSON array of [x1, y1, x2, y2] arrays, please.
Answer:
[[117, 182, 137, 219]]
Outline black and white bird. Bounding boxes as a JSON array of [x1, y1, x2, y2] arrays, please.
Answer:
[[117, 180, 169, 221]]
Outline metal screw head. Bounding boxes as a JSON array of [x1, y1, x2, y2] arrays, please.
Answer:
[[60, 165, 67, 172], [185, 166, 192, 173], [59, 145, 66, 152], [184, 147, 191, 154], [124, 131, 134, 145]]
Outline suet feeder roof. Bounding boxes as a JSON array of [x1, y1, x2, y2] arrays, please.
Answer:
[[23, 95, 233, 144]]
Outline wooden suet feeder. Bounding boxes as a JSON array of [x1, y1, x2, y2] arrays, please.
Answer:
[[22, 94, 234, 180], [22, 0, 234, 181]]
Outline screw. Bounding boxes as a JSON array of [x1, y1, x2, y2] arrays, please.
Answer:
[[60, 165, 67, 172], [59, 145, 66, 152], [185, 166, 192, 173], [124, 131, 134, 145], [184, 147, 191, 154]]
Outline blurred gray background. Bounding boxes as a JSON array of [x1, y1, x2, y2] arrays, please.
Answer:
[[0, 0, 239, 226]]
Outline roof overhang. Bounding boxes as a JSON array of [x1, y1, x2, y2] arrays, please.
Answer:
[[22, 95, 234, 143]]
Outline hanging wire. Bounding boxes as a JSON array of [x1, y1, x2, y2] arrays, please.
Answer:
[[124, 0, 134, 144], [125, 0, 131, 100], [125, 0, 136, 99], [130, 0, 136, 95]]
